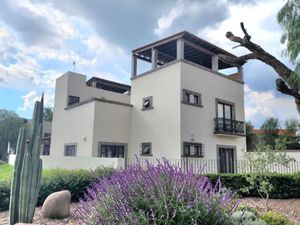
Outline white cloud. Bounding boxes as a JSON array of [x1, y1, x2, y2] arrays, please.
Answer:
[[18, 90, 39, 111], [18, 90, 54, 112], [199, 0, 285, 57], [244, 85, 299, 127], [154, 0, 184, 36], [83, 35, 126, 61]]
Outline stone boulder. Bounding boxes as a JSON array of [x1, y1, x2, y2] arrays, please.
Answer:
[[42, 190, 71, 219]]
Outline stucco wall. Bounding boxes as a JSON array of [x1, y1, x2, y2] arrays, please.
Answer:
[[129, 63, 182, 158], [91, 101, 132, 157], [50, 101, 95, 157], [180, 61, 246, 160], [50, 71, 130, 157]]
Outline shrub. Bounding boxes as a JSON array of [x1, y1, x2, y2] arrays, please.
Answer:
[[74, 160, 239, 225], [232, 211, 267, 225], [207, 173, 300, 199], [0, 167, 113, 212], [237, 204, 259, 217], [260, 211, 292, 225]]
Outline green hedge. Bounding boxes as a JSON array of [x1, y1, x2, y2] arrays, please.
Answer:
[[207, 173, 300, 199], [0, 167, 113, 211], [1, 170, 300, 212]]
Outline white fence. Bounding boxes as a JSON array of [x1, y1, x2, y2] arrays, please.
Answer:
[[126, 157, 300, 174]]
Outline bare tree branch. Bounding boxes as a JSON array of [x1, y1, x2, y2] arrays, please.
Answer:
[[223, 22, 300, 113]]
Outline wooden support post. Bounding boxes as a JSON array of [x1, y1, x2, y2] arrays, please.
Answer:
[[177, 39, 184, 60], [211, 55, 219, 71], [151, 48, 158, 69], [131, 55, 137, 77]]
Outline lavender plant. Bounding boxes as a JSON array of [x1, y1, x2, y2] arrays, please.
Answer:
[[74, 159, 239, 225]]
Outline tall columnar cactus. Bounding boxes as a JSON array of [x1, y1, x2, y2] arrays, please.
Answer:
[[9, 94, 44, 225]]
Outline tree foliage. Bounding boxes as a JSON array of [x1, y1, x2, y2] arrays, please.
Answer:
[[0, 110, 24, 161], [259, 117, 280, 149], [43, 107, 53, 122]]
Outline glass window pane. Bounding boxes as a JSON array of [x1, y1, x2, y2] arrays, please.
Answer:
[[194, 95, 199, 105], [218, 103, 224, 118], [224, 105, 232, 119]]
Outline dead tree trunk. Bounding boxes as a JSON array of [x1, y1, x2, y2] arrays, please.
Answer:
[[218, 22, 300, 114]]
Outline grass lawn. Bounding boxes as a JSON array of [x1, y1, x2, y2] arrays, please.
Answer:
[[0, 163, 13, 180]]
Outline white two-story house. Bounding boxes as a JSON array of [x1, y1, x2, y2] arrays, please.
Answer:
[[45, 31, 246, 172]]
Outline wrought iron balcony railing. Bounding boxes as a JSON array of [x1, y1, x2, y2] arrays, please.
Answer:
[[214, 118, 245, 135]]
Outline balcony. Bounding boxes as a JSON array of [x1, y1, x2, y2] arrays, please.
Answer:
[[214, 118, 245, 136]]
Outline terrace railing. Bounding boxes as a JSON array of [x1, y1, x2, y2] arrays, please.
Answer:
[[214, 118, 245, 135]]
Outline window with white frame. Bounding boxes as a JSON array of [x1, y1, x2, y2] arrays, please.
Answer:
[[64, 144, 76, 156], [182, 142, 204, 157], [182, 89, 202, 107], [142, 96, 153, 110], [141, 142, 152, 156]]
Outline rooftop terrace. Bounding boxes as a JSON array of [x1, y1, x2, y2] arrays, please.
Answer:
[[131, 31, 244, 82]]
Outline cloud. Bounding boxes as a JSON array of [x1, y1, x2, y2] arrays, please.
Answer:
[[154, 0, 229, 37], [18, 90, 54, 112], [244, 85, 299, 127], [0, 0, 78, 46], [18, 90, 39, 111]]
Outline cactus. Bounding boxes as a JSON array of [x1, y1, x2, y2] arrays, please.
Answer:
[[9, 94, 44, 225]]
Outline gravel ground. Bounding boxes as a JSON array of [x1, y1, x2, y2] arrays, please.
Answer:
[[1, 198, 300, 224], [0, 204, 78, 225], [240, 198, 300, 224]]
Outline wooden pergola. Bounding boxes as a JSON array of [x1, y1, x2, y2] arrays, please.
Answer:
[[131, 31, 244, 80]]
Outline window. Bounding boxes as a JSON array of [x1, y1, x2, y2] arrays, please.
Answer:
[[217, 100, 234, 120], [182, 142, 204, 157], [142, 96, 153, 110], [141, 142, 152, 156], [44, 133, 51, 138], [68, 95, 80, 106], [64, 144, 76, 156], [182, 89, 202, 107], [98, 144, 125, 158], [42, 145, 50, 155]]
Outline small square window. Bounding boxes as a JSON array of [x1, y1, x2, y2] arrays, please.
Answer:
[[142, 96, 153, 110], [64, 144, 76, 156], [183, 142, 204, 158], [68, 96, 80, 106], [141, 142, 152, 156], [182, 89, 202, 107]]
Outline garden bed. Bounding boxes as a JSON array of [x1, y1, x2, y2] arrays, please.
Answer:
[[240, 198, 300, 224], [1, 199, 300, 224]]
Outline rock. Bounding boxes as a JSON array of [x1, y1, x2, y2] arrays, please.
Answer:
[[42, 190, 71, 219]]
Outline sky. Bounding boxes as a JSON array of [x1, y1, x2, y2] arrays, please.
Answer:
[[0, 0, 298, 128]]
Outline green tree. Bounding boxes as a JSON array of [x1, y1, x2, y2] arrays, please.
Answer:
[[245, 121, 257, 151], [284, 117, 300, 132], [284, 118, 300, 149], [259, 117, 280, 149], [43, 107, 53, 122], [0, 109, 24, 161]]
